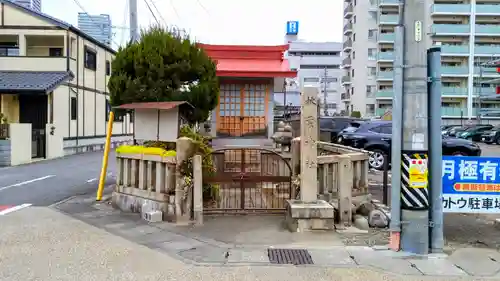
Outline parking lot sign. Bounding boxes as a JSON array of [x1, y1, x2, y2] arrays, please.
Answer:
[[442, 156, 500, 213]]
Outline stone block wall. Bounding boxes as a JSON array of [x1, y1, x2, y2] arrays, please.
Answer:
[[0, 140, 11, 167]]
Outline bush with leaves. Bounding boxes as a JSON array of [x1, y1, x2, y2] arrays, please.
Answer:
[[108, 25, 220, 124], [350, 111, 362, 118]]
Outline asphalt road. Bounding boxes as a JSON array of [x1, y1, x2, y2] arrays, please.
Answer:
[[0, 151, 116, 206]]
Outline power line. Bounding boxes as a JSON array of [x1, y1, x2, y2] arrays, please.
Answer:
[[143, 0, 160, 25], [195, 0, 210, 15], [149, 0, 167, 26], [168, 0, 181, 22]]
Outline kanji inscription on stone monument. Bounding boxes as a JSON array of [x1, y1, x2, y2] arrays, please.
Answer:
[[300, 87, 318, 202]]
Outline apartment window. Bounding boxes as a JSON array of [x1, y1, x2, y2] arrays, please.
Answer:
[[353, 51, 355, 59], [49, 48, 63, 57], [0, 42, 19, 56], [84, 46, 97, 70], [354, 0, 357, 5], [351, 69, 355, 77], [289, 51, 340, 56], [322, 77, 338, 83], [353, 16, 356, 24], [367, 67, 376, 76], [70, 97, 77, 120], [353, 33, 356, 42], [304, 77, 320, 83], [300, 65, 340, 69], [105, 60, 111, 75], [368, 48, 376, 60], [368, 30, 376, 40]]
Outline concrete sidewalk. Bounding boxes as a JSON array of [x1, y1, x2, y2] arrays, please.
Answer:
[[0, 199, 496, 280]]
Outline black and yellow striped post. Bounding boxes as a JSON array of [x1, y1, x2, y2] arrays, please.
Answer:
[[401, 152, 429, 210]]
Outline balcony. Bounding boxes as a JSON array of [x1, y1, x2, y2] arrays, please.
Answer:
[[476, 25, 500, 35], [344, 22, 353, 35], [341, 92, 351, 100], [342, 76, 352, 84], [441, 66, 468, 76], [376, 108, 392, 116], [378, 33, 395, 43], [342, 57, 352, 67], [376, 90, 393, 98], [0, 57, 67, 71], [475, 45, 500, 56], [442, 107, 467, 117], [343, 39, 352, 51], [379, 15, 398, 25], [344, 4, 353, 18], [0, 34, 68, 72], [431, 24, 470, 35], [377, 71, 394, 80], [431, 4, 470, 15], [442, 87, 468, 96], [379, 0, 398, 6], [377, 51, 394, 61], [440, 45, 469, 55], [476, 4, 500, 15]]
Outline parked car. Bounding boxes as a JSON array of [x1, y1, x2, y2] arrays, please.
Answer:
[[448, 124, 492, 137], [456, 124, 494, 141], [441, 125, 461, 136], [339, 120, 482, 169], [336, 121, 365, 144], [480, 126, 500, 144], [319, 117, 367, 143]]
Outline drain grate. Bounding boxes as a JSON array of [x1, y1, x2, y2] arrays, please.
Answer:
[[268, 248, 314, 265]]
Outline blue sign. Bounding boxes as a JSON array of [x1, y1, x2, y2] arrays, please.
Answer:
[[286, 21, 299, 35], [442, 156, 500, 213]]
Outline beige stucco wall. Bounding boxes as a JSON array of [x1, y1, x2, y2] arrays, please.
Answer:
[[9, 123, 32, 165]]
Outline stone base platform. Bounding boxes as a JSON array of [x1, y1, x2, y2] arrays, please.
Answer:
[[285, 199, 335, 232], [111, 190, 176, 222]]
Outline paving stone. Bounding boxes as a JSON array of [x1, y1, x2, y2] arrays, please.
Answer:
[[157, 238, 205, 252], [178, 244, 229, 263], [450, 248, 500, 277], [227, 249, 270, 264], [408, 259, 467, 276], [308, 248, 356, 266], [136, 231, 189, 247], [58, 203, 97, 214], [348, 249, 422, 275], [111, 224, 161, 238]]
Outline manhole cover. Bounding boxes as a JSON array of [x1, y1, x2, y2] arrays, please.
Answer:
[[268, 248, 314, 265]]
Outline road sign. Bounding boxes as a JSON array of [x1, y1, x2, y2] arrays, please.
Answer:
[[442, 156, 500, 213], [286, 21, 299, 35]]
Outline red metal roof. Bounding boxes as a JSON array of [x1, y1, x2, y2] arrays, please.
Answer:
[[198, 43, 297, 78], [215, 58, 296, 78], [115, 101, 193, 110]]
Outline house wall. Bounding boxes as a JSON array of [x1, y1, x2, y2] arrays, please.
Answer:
[[0, 2, 134, 155]]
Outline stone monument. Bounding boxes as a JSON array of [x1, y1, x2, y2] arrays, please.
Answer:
[[285, 86, 335, 232]]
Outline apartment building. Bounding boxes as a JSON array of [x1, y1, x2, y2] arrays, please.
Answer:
[[0, 0, 132, 160], [78, 13, 112, 46], [342, 0, 500, 121], [275, 41, 343, 116], [11, 0, 40, 12]]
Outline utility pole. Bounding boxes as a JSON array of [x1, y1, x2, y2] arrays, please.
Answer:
[[129, 0, 139, 42], [399, 0, 432, 255], [323, 67, 328, 116]]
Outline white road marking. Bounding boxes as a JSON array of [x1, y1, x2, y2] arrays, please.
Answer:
[[0, 175, 55, 192], [0, 204, 32, 215], [86, 178, 97, 183]]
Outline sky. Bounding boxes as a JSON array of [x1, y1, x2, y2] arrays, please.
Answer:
[[43, 0, 343, 49]]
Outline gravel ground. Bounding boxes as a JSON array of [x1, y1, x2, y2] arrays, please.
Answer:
[[362, 142, 500, 252]]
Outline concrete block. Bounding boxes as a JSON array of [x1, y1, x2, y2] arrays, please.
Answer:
[[409, 259, 467, 276], [227, 249, 269, 264], [308, 248, 356, 266], [111, 191, 173, 221], [286, 199, 335, 219], [142, 210, 163, 223]]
